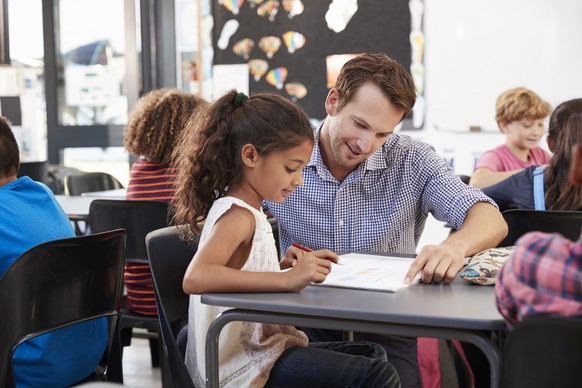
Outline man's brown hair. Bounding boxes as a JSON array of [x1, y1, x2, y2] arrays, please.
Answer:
[[333, 53, 417, 122]]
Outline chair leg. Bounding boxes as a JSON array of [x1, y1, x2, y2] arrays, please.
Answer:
[[107, 328, 124, 384], [161, 354, 173, 388], [149, 335, 162, 368]]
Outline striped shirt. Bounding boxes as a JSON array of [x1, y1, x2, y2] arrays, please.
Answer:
[[125, 158, 176, 315], [126, 158, 177, 201], [495, 231, 582, 328], [266, 122, 496, 255]]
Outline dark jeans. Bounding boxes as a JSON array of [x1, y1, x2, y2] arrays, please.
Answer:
[[265, 341, 401, 388], [300, 328, 421, 388]]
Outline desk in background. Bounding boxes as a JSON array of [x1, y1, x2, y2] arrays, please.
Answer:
[[81, 188, 127, 199], [56, 190, 127, 235], [56, 195, 97, 220], [203, 277, 505, 388], [56, 189, 128, 219]]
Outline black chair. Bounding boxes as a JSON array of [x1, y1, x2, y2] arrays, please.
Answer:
[[268, 216, 281, 258], [498, 209, 582, 246], [17, 161, 48, 184], [65, 172, 124, 196], [88, 199, 171, 372], [457, 174, 471, 185], [146, 225, 198, 388], [0, 229, 126, 387], [500, 315, 582, 388]]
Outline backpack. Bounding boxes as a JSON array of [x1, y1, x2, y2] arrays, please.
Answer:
[[533, 165, 546, 210]]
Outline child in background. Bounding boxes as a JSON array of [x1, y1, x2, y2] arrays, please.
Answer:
[[470, 87, 551, 188], [483, 98, 582, 211], [123, 88, 207, 315], [172, 90, 400, 387], [0, 116, 108, 387], [495, 111, 582, 327]]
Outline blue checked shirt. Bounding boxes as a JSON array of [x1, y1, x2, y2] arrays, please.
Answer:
[[266, 123, 496, 255]]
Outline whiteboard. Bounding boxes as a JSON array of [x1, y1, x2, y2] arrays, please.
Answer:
[[424, 0, 582, 132]]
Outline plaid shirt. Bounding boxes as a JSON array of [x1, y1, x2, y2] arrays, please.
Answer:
[[496, 231, 582, 327], [266, 122, 495, 254]]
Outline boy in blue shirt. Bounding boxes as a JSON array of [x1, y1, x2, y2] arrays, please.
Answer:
[[0, 116, 108, 387]]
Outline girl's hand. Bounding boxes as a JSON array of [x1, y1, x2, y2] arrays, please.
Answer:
[[279, 244, 306, 269], [285, 249, 337, 292]]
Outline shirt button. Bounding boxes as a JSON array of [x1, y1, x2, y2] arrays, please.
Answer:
[[338, 219, 344, 227]]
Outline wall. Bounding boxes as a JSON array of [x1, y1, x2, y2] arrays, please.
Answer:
[[407, 0, 582, 175]]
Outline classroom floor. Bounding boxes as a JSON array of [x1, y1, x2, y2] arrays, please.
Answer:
[[123, 337, 162, 388]]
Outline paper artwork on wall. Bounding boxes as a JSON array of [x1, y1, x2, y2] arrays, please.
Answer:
[[265, 67, 288, 89], [217, 19, 240, 50], [325, 0, 358, 33], [282, 31, 306, 53], [284, 82, 307, 100], [213, 63, 249, 98], [219, 0, 244, 15], [325, 53, 360, 88], [232, 38, 254, 59], [248, 59, 269, 81], [282, 0, 303, 19], [258, 36, 281, 58], [257, 0, 279, 22], [247, 0, 264, 7], [408, 0, 425, 128]]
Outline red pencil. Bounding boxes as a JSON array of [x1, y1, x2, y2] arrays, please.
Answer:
[[291, 243, 342, 265]]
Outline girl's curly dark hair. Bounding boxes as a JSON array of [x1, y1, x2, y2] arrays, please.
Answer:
[[545, 98, 582, 210], [172, 90, 314, 239], [124, 88, 207, 166]]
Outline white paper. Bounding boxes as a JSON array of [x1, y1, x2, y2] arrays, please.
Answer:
[[212, 64, 249, 100], [313, 253, 420, 292]]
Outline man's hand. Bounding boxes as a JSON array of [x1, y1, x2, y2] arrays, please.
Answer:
[[405, 239, 466, 284], [406, 202, 507, 284]]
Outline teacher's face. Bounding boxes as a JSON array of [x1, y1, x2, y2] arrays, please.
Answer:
[[323, 82, 405, 170]]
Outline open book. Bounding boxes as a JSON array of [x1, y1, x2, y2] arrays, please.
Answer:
[[313, 253, 421, 292]]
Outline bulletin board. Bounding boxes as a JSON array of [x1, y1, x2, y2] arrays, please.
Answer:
[[211, 0, 425, 129]]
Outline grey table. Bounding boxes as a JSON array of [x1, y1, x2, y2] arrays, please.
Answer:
[[56, 194, 128, 235], [81, 188, 127, 198], [56, 190, 127, 218], [55, 195, 97, 219], [202, 275, 506, 388]]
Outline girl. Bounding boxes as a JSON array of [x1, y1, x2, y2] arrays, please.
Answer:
[[123, 88, 207, 316], [483, 98, 582, 211], [470, 87, 552, 188], [172, 90, 400, 387]]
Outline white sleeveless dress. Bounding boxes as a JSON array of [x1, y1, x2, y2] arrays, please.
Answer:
[[185, 197, 308, 387]]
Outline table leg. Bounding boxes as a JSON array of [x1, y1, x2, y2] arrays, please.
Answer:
[[205, 309, 501, 388]]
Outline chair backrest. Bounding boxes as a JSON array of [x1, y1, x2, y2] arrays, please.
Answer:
[[65, 172, 124, 196], [498, 209, 582, 246], [457, 174, 471, 185], [89, 199, 170, 262], [17, 161, 49, 184], [0, 229, 126, 387], [500, 315, 582, 388], [146, 225, 198, 388]]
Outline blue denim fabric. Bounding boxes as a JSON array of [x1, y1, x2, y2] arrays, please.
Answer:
[[300, 328, 421, 388], [265, 341, 401, 388]]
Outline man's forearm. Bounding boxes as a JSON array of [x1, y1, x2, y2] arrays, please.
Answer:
[[446, 202, 508, 257]]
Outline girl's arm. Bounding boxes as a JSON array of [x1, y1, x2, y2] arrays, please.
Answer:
[[183, 206, 335, 294]]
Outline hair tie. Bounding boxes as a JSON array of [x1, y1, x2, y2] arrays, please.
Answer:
[[233, 92, 248, 108]]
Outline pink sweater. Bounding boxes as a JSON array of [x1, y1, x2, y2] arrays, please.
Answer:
[[475, 145, 550, 172]]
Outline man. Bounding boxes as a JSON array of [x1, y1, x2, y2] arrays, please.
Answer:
[[0, 116, 108, 387], [266, 53, 507, 387]]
